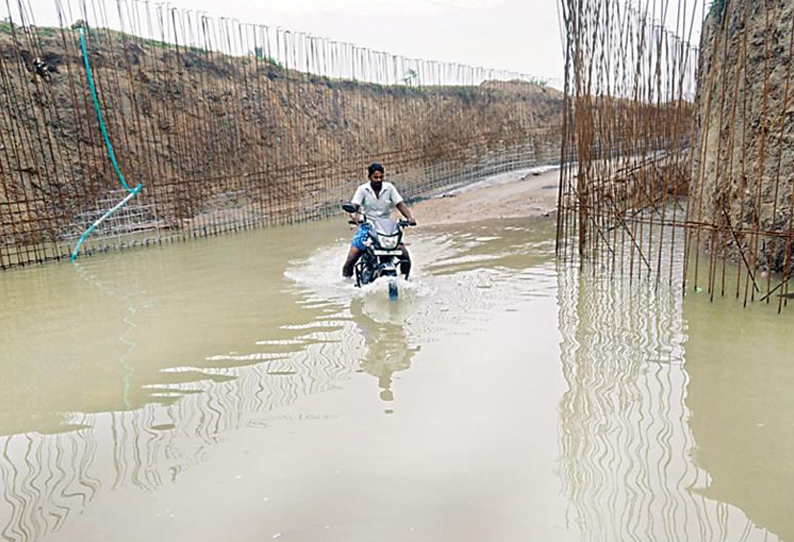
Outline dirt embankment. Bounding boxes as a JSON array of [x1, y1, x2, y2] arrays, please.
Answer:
[[694, 1, 794, 271], [0, 24, 563, 256]]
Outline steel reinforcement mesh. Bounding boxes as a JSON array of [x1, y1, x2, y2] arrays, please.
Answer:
[[0, 0, 563, 269], [558, 0, 794, 312]]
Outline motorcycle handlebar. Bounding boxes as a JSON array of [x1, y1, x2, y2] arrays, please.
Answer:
[[347, 217, 414, 227]]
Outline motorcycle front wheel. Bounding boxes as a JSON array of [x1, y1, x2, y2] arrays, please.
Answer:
[[355, 264, 371, 287], [388, 279, 398, 300]]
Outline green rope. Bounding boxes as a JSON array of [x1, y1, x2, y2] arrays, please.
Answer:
[[71, 27, 142, 261]]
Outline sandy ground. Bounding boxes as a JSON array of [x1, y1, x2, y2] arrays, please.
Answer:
[[411, 167, 560, 227]]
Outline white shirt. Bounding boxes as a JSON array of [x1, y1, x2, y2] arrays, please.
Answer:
[[351, 181, 404, 219]]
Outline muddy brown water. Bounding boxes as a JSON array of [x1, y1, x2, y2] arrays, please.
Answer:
[[0, 214, 792, 542]]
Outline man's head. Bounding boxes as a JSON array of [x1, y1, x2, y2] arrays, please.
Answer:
[[368, 163, 385, 188]]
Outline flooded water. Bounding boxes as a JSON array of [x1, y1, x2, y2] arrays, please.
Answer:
[[0, 213, 792, 542]]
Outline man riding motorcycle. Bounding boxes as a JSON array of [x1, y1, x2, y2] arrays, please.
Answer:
[[342, 163, 417, 279]]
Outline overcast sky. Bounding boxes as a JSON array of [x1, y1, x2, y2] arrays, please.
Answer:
[[222, 0, 566, 80]]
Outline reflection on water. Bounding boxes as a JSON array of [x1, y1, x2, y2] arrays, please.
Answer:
[[2, 214, 792, 542], [351, 298, 420, 404], [0, 217, 558, 542], [685, 293, 794, 542], [1, 429, 100, 542], [557, 255, 788, 542], [0, 224, 357, 541]]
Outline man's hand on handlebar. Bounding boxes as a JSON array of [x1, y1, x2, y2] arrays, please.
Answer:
[[348, 211, 362, 227]]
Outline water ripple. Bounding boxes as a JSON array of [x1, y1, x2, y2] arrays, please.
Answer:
[[556, 255, 782, 542]]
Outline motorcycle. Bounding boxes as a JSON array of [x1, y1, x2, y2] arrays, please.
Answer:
[[342, 203, 412, 299]]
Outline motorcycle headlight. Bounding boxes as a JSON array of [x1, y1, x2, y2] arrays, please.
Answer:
[[378, 235, 398, 249]]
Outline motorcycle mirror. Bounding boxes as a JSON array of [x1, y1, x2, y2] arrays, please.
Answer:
[[342, 203, 357, 214]]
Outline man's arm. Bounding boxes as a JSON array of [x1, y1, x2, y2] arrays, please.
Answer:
[[348, 203, 362, 225], [396, 201, 416, 225], [350, 187, 364, 224]]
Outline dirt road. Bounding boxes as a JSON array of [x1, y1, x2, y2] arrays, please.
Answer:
[[412, 167, 560, 226]]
